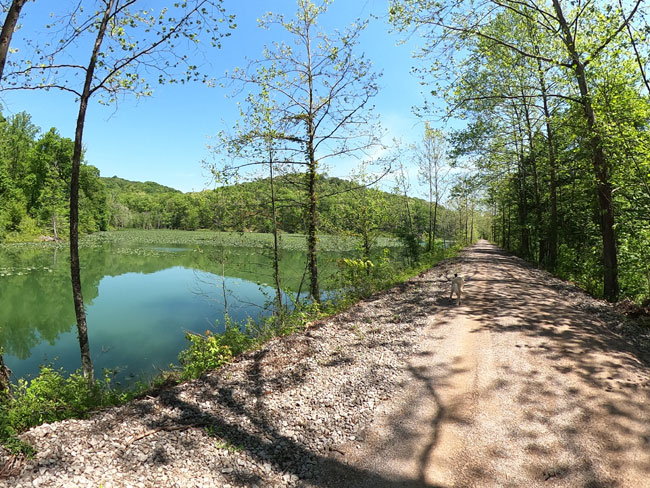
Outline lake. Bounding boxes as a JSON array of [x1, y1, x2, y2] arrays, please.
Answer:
[[0, 231, 355, 385]]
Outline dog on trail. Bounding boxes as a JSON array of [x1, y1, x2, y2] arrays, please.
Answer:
[[450, 273, 464, 305]]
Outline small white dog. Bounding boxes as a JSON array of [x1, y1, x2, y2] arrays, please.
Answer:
[[450, 273, 464, 305]]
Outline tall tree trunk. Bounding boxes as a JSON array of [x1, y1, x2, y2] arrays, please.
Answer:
[[464, 195, 469, 243], [536, 57, 558, 270], [404, 187, 415, 264], [52, 211, 58, 241], [70, 0, 118, 383], [306, 142, 320, 303], [0, 349, 10, 396], [501, 201, 506, 247], [553, 0, 619, 301], [427, 178, 433, 252], [305, 23, 320, 304], [432, 198, 438, 253], [0, 0, 28, 397], [492, 202, 497, 243], [507, 201, 512, 250], [470, 202, 474, 243], [268, 150, 283, 311], [512, 107, 530, 258], [0, 0, 27, 81], [51, 174, 59, 240], [521, 89, 545, 264]]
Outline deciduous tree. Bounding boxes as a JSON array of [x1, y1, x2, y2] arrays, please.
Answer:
[[229, 0, 381, 302], [5, 0, 234, 381], [416, 123, 449, 253]]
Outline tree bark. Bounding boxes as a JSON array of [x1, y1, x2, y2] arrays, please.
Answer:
[[404, 181, 415, 264], [552, 0, 619, 301], [506, 202, 512, 250], [501, 201, 506, 248], [512, 106, 530, 258], [306, 157, 319, 302], [304, 18, 320, 304], [70, 0, 118, 383], [268, 149, 283, 311], [521, 89, 545, 265], [0, 351, 10, 396], [432, 198, 438, 253], [0, 0, 28, 396], [0, 0, 27, 81], [52, 211, 58, 241], [464, 194, 469, 243], [536, 56, 558, 270], [470, 202, 474, 243], [427, 177, 433, 252]]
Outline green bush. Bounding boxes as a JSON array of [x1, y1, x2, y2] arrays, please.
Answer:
[[0, 367, 127, 454], [337, 257, 375, 298], [178, 332, 233, 380], [219, 317, 257, 356], [8, 368, 94, 431]]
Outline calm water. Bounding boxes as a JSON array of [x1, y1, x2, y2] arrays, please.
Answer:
[[0, 239, 340, 384]]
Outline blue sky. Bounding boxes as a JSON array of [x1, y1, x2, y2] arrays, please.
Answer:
[[1, 0, 443, 194]]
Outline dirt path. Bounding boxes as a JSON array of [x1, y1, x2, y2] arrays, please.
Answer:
[[322, 240, 650, 487]]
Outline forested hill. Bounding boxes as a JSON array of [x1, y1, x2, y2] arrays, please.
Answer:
[[101, 176, 181, 196], [0, 111, 463, 242], [102, 173, 460, 240]]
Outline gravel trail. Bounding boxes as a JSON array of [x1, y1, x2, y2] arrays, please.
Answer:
[[322, 240, 650, 487], [2, 240, 649, 487]]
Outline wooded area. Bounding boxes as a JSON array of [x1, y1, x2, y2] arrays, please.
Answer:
[[0, 118, 467, 245], [390, 0, 650, 303]]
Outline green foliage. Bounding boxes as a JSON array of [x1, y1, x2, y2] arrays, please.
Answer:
[[334, 241, 460, 301], [218, 317, 257, 356], [102, 173, 458, 241], [337, 257, 376, 298], [178, 332, 233, 380], [397, 0, 650, 303], [0, 112, 107, 243], [0, 367, 127, 454]]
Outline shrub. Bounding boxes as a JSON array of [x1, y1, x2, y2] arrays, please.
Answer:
[[337, 257, 375, 298], [219, 317, 257, 356], [178, 332, 233, 380], [0, 367, 127, 454]]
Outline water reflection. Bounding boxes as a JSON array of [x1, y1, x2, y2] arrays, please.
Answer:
[[0, 242, 337, 383]]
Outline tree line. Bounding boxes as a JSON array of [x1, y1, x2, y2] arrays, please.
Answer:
[[0, 112, 108, 241], [390, 0, 650, 304], [0, 118, 470, 250]]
